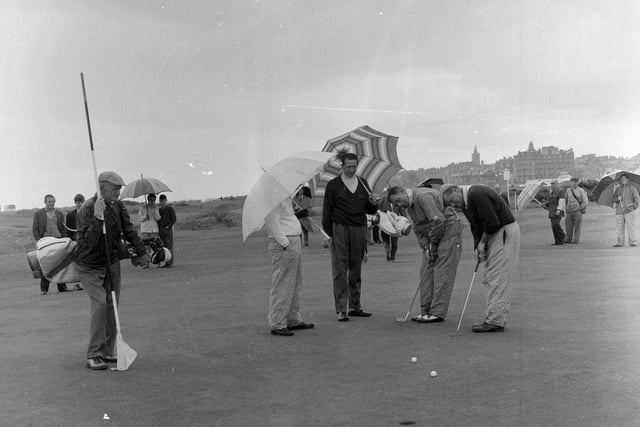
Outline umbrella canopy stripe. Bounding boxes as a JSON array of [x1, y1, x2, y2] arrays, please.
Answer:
[[516, 180, 543, 211], [311, 125, 403, 205]]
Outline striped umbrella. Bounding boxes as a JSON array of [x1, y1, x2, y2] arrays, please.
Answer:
[[310, 125, 403, 204], [516, 179, 544, 211]]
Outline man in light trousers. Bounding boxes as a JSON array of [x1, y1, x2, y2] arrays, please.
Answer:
[[388, 186, 462, 322], [442, 184, 520, 333], [265, 198, 314, 336], [612, 173, 639, 247]]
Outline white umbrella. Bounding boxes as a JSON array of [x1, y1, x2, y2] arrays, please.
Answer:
[[242, 151, 334, 241], [517, 179, 544, 210]]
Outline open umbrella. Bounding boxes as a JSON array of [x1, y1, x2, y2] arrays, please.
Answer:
[[417, 177, 444, 188], [120, 176, 172, 199], [516, 180, 545, 210], [310, 125, 404, 204], [242, 151, 334, 241], [592, 170, 640, 207]]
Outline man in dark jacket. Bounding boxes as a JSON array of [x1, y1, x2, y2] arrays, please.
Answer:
[[158, 194, 176, 267], [545, 181, 566, 245], [442, 184, 520, 333], [76, 171, 148, 370], [32, 194, 70, 294], [322, 153, 379, 321]]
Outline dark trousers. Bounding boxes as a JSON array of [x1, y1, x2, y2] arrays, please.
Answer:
[[380, 231, 398, 260], [159, 227, 174, 265], [550, 217, 565, 244], [40, 277, 67, 292], [330, 223, 368, 313]]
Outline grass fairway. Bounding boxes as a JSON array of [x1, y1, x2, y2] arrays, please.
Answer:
[[1, 202, 639, 426]]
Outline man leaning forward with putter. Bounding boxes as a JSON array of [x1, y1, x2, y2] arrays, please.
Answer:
[[441, 184, 520, 333], [388, 186, 462, 323], [76, 171, 148, 369]]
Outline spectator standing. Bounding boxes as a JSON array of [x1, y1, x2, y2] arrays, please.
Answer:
[[65, 194, 86, 241], [158, 194, 176, 267], [64, 193, 86, 290], [138, 193, 161, 240], [32, 194, 71, 294], [75, 171, 148, 370], [442, 184, 520, 333], [494, 184, 510, 207], [564, 177, 588, 244], [545, 181, 566, 245], [293, 187, 314, 246], [265, 198, 315, 336], [389, 186, 462, 322], [378, 194, 401, 261], [322, 152, 379, 322], [612, 173, 639, 247]]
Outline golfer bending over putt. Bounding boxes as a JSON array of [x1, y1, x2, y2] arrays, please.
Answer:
[[441, 184, 520, 333]]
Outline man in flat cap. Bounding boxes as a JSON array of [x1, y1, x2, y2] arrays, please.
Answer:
[[563, 177, 588, 244], [75, 171, 149, 370]]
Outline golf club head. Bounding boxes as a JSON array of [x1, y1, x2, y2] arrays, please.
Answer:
[[449, 330, 462, 337], [396, 317, 408, 323]]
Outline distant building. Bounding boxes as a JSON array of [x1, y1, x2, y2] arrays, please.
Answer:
[[2, 204, 17, 212]]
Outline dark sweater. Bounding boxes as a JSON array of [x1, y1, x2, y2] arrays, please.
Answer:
[[463, 185, 515, 249], [322, 176, 378, 237]]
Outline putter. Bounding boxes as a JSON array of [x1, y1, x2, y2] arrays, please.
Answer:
[[450, 260, 480, 336], [396, 254, 431, 322]]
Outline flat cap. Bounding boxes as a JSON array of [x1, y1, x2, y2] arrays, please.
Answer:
[[98, 171, 126, 186], [570, 177, 579, 182]]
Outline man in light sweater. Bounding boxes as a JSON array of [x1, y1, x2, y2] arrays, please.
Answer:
[[265, 197, 315, 336]]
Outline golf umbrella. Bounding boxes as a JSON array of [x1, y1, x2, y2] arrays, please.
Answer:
[[310, 125, 404, 204], [120, 176, 172, 199], [516, 180, 545, 210], [592, 170, 640, 207], [242, 151, 334, 241]]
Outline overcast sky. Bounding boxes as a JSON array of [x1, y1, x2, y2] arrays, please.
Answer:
[[2, 1, 639, 209]]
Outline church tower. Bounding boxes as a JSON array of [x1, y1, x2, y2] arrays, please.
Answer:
[[472, 145, 480, 165]]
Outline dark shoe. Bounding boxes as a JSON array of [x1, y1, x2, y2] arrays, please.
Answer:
[[386, 251, 391, 261], [288, 322, 315, 330], [337, 312, 349, 322], [40, 291, 48, 295], [613, 244, 624, 247], [74, 284, 84, 291], [271, 328, 294, 336], [551, 242, 563, 246], [472, 323, 504, 333], [102, 355, 117, 363], [631, 244, 637, 247], [86, 357, 108, 370], [348, 309, 372, 317], [58, 288, 73, 293]]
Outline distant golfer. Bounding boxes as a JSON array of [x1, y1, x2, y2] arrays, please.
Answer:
[[76, 171, 148, 370], [265, 197, 314, 336], [388, 186, 462, 323], [158, 194, 176, 267], [322, 152, 380, 322], [442, 184, 520, 333]]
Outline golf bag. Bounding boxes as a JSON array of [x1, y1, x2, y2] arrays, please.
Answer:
[[148, 237, 171, 266]]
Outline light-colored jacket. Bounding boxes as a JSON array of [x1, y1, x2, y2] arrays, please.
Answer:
[[564, 186, 588, 214], [613, 184, 640, 215], [138, 204, 161, 233]]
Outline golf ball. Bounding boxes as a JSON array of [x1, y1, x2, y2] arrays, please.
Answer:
[[411, 357, 417, 363], [430, 371, 437, 377]]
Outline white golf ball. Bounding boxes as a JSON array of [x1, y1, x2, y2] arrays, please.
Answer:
[[430, 370, 437, 377], [410, 357, 417, 363]]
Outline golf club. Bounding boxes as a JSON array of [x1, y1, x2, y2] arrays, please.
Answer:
[[396, 253, 431, 322], [450, 260, 481, 336]]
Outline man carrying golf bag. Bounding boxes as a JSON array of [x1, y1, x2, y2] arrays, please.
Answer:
[[75, 171, 149, 370]]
